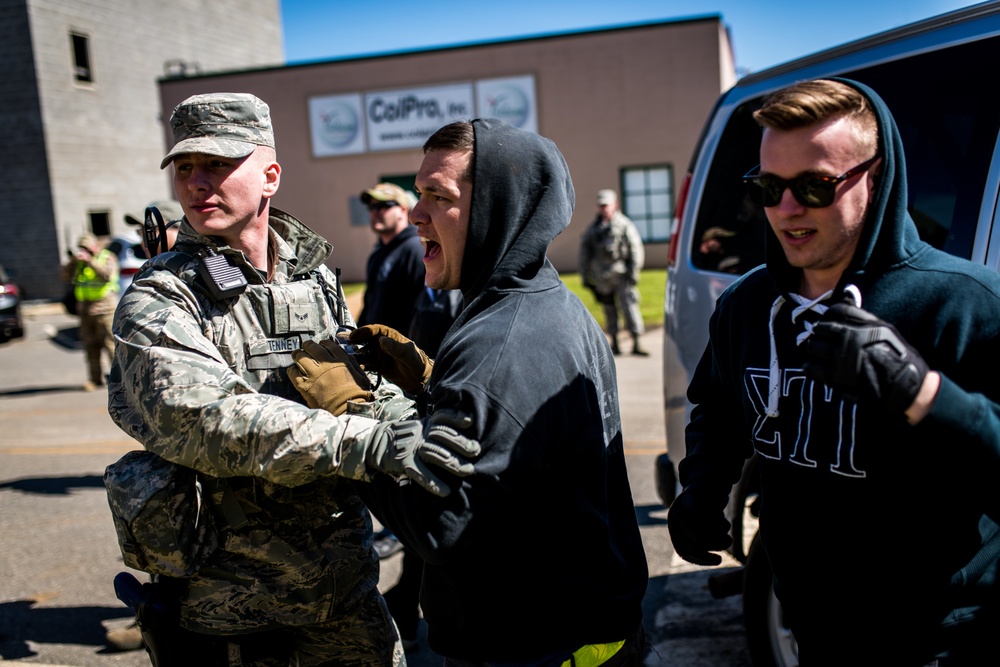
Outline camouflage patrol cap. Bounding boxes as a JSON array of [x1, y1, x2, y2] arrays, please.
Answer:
[[160, 93, 274, 169]]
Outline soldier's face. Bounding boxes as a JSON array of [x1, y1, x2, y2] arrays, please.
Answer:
[[411, 149, 472, 291], [171, 149, 280, 241]]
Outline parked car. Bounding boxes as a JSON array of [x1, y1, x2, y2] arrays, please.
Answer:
[[0, 262, 24, 342], [659, 3, 1000, 666], [106, 234, 150, 293]]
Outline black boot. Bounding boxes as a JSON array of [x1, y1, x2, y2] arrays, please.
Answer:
[[610, 336, 621, 355], [632, 334, 649, 356]]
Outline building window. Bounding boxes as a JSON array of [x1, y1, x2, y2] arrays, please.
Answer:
[[70, 32, 92, 83], [621, 165, 672, 243], [89, 211, 110, 237]]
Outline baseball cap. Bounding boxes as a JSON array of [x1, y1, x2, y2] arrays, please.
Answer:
[[361, 182, 411, 208], [160, 93, 274, 169], [597, 189, 618, 205], [124, 200, 184, 227]]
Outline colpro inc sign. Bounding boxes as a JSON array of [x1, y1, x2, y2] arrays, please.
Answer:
[[366, 83, 473, 152], [309, 75, 537, 157]]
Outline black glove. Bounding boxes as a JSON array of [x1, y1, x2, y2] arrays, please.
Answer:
[[667, 489, 732, 566], [804, 304, 929, 414]]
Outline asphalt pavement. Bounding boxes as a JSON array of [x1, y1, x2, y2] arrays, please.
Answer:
[[0, 302, 752, 666]]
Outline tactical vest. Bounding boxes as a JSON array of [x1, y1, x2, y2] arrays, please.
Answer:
[[143, 247, 347, 398]]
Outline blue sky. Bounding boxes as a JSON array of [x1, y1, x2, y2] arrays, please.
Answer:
[[281, 0, 981, 76]]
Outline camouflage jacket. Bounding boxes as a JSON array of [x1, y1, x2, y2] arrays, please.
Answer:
[[108, 208, 415, 633], [578, 211, 645, 291]]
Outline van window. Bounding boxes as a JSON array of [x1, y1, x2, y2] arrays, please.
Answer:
[[691, 34, 1000, 272]]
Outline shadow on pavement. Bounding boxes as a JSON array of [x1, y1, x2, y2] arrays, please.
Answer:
[[50, 326, 82, 350], [635, 502, 668, 527], [0, 384, 91, 397], [0, 474, 106, 495], [0, 599, 133, 659]]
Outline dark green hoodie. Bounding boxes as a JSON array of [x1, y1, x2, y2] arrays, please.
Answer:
[[682, 79, 1000, 664]]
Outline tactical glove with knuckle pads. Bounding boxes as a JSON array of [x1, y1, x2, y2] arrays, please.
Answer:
[[344, 409, 481, 498], [804, 303, 929, 414]]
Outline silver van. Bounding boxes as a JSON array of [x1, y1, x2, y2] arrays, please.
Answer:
[[659, 2, 1000, 665]]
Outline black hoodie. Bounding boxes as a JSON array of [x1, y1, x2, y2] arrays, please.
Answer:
[[682, 79, 1000, 663], [362, 119, 648, 661]]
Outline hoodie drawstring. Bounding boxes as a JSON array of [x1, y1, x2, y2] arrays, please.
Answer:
[[764, 285, 861, 418]]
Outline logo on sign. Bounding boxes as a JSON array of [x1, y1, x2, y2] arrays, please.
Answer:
[[485, 86, 529, 128], [318, 103, 360, 149]]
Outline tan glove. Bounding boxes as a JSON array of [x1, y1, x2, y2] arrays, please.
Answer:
[[348, 325, 434, 394], [288, 340, 373, 415]]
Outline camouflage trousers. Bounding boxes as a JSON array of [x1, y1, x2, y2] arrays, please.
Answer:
[[174, 588, 406, 666], [601, 281, 644, 337], [79, 310, 115, 384]]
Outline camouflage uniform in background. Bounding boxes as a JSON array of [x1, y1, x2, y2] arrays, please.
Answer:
[[578, 201, 646, 354], [108, 207, 414, 665]]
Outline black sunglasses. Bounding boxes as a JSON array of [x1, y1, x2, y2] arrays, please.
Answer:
[[367, 200, 400, 212], [742, 154, 880, 208]]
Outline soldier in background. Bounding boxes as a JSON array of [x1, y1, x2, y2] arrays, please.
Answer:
[[60, 232, 119, 390], [579, 189, 648, 356]]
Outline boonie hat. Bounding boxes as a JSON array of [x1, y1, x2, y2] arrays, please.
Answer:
[[597, 189, 618, 205], [361, 182, 411, 208], [124, 200, 184, 227], [160, 93, 274, 169]]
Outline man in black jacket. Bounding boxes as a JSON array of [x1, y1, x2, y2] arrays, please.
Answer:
[[357, 182, 425, 334], [297, 119, 650, 665]]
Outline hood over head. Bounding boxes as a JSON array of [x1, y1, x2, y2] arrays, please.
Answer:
[[765, 78, 921, 298], [460, 118, 575, 299]]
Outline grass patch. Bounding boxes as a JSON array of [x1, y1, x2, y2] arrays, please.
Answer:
[[561, 270, 666, 329], [341, 269, 667, 329]]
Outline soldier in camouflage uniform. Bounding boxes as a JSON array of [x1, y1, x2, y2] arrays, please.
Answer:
[[107, 93, 480, 666], [578, 189, 647, 356]]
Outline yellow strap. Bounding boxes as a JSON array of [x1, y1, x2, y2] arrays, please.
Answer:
[[560, 639, 626, 667]]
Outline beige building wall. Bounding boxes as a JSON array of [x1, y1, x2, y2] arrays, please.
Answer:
[[160, 16, 736, 283]]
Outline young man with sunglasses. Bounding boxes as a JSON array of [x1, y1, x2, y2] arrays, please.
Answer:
[[358, 182, 426, 334], [669, 78, 1000, 665]]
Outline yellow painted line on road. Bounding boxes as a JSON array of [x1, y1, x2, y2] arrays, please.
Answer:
[[0, 407, 112, 417], [0, 442, 140, 456], [624, 441, 664, 455]]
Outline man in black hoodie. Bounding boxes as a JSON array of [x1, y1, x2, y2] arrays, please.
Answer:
[[296, 119, 650, 665], [668, 78, 1000, 665]]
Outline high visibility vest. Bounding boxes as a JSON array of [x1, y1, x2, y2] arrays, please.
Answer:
[[560, 639, 626, 667], [74, 249, 119, 302]]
